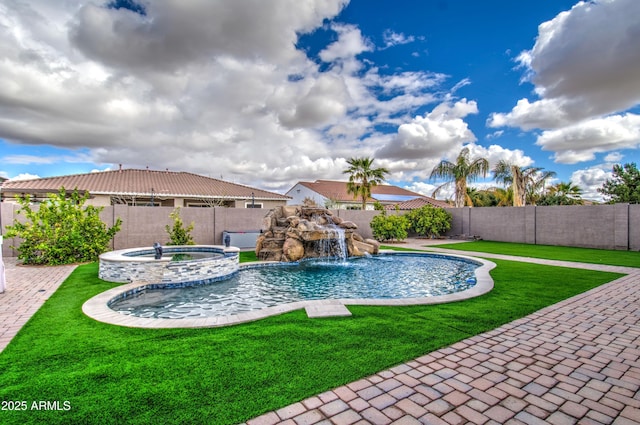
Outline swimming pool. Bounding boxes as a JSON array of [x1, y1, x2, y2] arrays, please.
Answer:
[[109, 253, 482, 319], [83, 251, 496, 328]]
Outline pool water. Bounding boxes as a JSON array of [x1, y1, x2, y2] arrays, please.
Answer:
[[110, 254, 479, 319], [123, 251, 221, 261]]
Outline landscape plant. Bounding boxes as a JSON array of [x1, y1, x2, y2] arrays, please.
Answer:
[[598, 162, 640, 204], [165, 208, 195, 245], [4, 187, 121, 265], [405, 205, 452, 238], [370, 210, 410, 242]]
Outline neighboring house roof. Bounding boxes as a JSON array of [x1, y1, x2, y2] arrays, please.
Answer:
[[384, 196, 450, 210], [1, 169, 290, 200], [295, 180, 425, 203]]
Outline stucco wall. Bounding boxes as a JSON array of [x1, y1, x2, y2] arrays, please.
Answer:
[[2, 203, 640, 257], [630, 204, 640, 251]]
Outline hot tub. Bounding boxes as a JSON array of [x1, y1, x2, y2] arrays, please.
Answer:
[[99, 245, 240, 286]]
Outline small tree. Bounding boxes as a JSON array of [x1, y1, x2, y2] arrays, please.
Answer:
[[405, 205, 452, 238], [598, 163, 640, 204], [165, 208, 195, 245], [4, 187, 122, 265], [370, 211, 410, 242]]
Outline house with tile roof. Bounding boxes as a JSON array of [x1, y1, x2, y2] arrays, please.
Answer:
[[286, 179, 446, 210], [384, 196, 450, 210], [0, 168, 290, 209]]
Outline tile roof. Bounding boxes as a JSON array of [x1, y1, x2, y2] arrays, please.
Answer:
[[296, 180, 426, 203], [384, 196, 451, 210], [1, 169, 290, 200]]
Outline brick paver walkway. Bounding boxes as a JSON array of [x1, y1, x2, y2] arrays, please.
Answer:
[[2, 244, 639, 424], [0, 257, 76, 352]]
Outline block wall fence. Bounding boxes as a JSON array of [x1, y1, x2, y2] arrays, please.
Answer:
[[1, 203, 639, 257]]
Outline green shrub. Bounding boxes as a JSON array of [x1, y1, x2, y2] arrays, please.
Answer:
[[4, 187, 122, 265], [370, 211, 410, 242], [405, 205, 451, 238], [165, 208, 195, 245]]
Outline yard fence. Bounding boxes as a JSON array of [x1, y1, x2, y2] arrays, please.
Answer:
[[1, 203, 639, 257]]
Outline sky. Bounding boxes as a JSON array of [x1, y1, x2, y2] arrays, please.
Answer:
[[1, 0, 639, 202]]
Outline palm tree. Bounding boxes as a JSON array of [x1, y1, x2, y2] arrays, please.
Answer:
[[526, 169, 557, 205], [493, 161, 556, 206], [342, 157, 389, 210], [466, 187, 483, 207], [540, 181, 584, 205], [430, 147, 490, 208], [490, 187, 513, 207]]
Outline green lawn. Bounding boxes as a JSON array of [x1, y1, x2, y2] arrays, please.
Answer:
[[0, 255, 625, 424], [424, 240, 640, 268]]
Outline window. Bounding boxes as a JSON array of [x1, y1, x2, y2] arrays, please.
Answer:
[[245, 203, 263, 208]]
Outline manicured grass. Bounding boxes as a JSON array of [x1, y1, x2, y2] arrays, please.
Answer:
[[0, 259, 624, 424], [239, 250, 258, 262], [424, 240, 640, 268]]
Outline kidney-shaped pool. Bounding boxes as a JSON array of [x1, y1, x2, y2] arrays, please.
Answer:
[[107, 253, 490, 319]]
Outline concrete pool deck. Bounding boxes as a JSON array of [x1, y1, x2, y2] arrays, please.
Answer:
[[1, 240, 639, 424]]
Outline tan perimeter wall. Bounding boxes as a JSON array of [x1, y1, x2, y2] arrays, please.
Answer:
[[1, 203, 639, 257]]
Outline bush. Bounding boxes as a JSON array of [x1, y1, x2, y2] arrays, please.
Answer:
[[165, 208, 195, 245], [405, 205, 452, 238], [4, 187, 122, 265], [370, 211, 410, 242]]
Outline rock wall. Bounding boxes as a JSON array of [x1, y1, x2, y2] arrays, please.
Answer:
[[255, 206, 380, 262]]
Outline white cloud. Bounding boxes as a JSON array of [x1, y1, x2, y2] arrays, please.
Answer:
[[382, 30, 415, 48], [603, 152, 624, 162], [404, 181, 440, 198], [466, 144, 534, 169], [8, 173, 41, 181], [70, 1, 348, 72], [0, 0, 470, 192], [571, 165, 613, 202], [488, 98, 572, 130], [489, 0, 640, 164], [536, 113, 640, 164], [319, 23, 373, 63], [376, 99, 478, 160]]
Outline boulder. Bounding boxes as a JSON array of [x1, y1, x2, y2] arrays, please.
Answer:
[[281, 205, 298, 217], [282, 238, 304, 261], [354, 240, 378, 255], [365, 239, 381, 254], [339, 221, 358, 229]]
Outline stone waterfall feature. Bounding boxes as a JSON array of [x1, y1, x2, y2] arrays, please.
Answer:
[[255, 206, 380, 262]]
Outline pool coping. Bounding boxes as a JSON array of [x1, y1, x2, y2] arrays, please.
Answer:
[[82, 251, 496, 329]]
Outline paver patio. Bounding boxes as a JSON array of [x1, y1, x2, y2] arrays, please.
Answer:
[[1, 241, 639, 424], [242, 242, 640, 425]]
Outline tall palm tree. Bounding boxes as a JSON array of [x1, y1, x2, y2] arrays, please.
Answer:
[[493, 161, 556, 206], [430, 147, 490, 208], [342, 157, 389, 210]]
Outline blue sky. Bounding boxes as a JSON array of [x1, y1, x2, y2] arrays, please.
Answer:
[[1, 0, 639, 201]]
